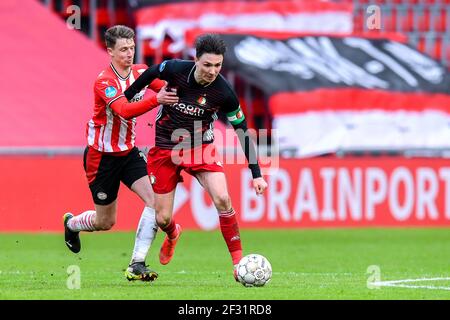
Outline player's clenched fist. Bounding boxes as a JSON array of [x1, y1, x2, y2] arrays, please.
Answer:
[[253, 177, 268, 195]]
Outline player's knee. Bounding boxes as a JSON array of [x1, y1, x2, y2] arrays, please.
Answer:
[[156, 213, 171, 228], [213, 194, 231, 211]]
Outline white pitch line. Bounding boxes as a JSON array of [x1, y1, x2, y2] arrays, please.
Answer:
[[374, 277, 450, 285], [168, 271, 353, 276], [373, 277, 450, 291], [375, 283, 450, 291]]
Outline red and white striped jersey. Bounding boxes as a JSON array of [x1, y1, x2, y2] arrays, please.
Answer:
[[86, 63, 164, 153]]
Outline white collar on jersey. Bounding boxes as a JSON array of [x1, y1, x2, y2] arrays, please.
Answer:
[[110, 63, 131, 81]]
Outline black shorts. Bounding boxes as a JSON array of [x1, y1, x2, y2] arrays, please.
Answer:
[[83, 146, 148, 205]]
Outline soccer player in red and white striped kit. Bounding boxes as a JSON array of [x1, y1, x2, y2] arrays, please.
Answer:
[[63, 25, 178, 281]]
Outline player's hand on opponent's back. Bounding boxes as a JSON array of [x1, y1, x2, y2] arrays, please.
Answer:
[[253, 177, 268, 195], [156, 83, 179, 105]]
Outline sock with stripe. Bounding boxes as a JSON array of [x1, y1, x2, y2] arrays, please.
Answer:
[[67, 210, 97, 232], [219, 208, 243, 265], [161, 219, 178, 239]]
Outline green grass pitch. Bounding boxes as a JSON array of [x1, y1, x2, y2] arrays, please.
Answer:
[[0, 228, 449, 300]]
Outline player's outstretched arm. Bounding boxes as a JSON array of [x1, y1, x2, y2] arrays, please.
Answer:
[[125, 64, 161, 100], [111, 83, 178, 119], [149, 79, 166, 93], [110, 95, 159, 119]]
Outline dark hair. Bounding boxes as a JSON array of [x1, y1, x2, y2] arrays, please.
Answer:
[[195, 34, 226, 58], [104, 25, 135, 49]]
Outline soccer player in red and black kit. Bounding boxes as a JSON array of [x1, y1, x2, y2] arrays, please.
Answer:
[[124, 34, 268, 280], [62, 25, 178, 281]]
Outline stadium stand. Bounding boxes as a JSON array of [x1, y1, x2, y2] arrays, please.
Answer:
[[36, 0, 449, 141], [351, 0, 449, 68], [39, 0, 450, 69], [0, 0, 108, 149], [10, 0, 450, 158]]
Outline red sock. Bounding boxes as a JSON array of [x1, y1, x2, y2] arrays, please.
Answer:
[[161, 219, 177, 239], [219, 208, 243, 265]]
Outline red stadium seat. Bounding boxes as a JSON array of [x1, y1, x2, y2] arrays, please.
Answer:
[[444, 6, 450, 32], [80, 0, 90, 17], [115, 8, 128, 25], [142, 39, 156, 61], [418, 34, 443, 60], [55, 0, 73, 18], [114, 0, 129, 25], [353, 6, 365, 32], [95, 0, 109, 49], [371, 0, 387, 4], [141, 36, 180, 65], [397, 5, 414, 32], [428, 5, 444, 32], [382, 5, 396, 31], [414, 6, 431, 32], [96, 7, 109, 26], [445, 38, 450, 66], [417, 35, 426, 53], [422, 0, 442, 4], [433, 36, 443, 60]]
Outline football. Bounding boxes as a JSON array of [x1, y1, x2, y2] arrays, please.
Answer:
[[236, 254, 272, 287]]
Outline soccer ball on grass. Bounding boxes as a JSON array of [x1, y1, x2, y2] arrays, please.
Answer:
[[236, 254, 272, 287]]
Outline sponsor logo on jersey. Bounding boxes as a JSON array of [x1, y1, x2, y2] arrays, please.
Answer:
[[173, 103, 205, 117], [159, 60, 167, 72], [105, 86, 117, 98], [197, 96, 207, 105]]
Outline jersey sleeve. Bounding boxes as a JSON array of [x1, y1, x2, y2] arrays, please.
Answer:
[[135, 64, 165, 92], [94, 77, 123, 107], [148, 79, 166, 92], [221, 89, 245, 125], [124, 60, 177, 101], [158, 59, 176, 81]]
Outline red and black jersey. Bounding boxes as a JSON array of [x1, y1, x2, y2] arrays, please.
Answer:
[[146, 60, 240, 149], [124, 59, 262, 179]]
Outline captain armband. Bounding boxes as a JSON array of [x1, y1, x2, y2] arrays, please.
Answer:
[[226, 106, 245, 125]]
